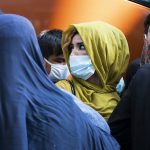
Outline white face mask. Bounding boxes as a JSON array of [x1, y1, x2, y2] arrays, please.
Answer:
[[44, 58, 70, 82], [69, 55, 95, 80]]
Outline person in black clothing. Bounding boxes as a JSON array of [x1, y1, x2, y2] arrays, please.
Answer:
[[121, 58, 140, 97], [108, 64, 150, 150], [108, 13, 150, 150]]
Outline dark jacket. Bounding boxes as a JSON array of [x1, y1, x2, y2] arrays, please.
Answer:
[[108, 64, 150, 150]]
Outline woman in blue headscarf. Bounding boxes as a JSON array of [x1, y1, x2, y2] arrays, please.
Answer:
[[0, 14, 119, 150]]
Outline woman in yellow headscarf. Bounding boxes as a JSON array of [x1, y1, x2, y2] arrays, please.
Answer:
[[56, 21, 130, 120]]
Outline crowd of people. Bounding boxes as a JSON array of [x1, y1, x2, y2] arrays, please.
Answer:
[[0, 12, 150, 150]]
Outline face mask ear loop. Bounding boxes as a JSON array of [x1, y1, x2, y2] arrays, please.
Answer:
[[144, 34, 147, 40], [44, 58, 51, 65]]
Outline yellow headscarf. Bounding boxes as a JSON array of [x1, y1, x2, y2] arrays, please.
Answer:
[[58, 21, 129, 120]]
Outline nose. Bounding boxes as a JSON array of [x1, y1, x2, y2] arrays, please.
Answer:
[[70, 47, 79, 56]]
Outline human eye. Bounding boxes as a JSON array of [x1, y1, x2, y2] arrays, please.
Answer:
[[79, 43, 86, 50]]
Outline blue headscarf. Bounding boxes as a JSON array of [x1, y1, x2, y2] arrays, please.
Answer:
[[0, 14, 119, 150]]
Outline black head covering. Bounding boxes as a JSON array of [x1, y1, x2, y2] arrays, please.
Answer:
[[124, 58, 140, 91]]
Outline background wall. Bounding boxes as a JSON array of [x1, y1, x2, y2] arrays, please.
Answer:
[[1, 0, 56, 33], [49, 0, 150, 62], [1, 0, 150, 62]]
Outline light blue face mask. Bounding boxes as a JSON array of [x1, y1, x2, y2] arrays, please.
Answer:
[[116, 77, 125, 95], [69, 55, 95, 80]]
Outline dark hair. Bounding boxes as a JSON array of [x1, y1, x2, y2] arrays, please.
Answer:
[[120, 58, 140, 97], [38, 29, 63, 59], [144, 13, 150, 34], [67, 29, 79, 53], [124, 58, 140, 90]]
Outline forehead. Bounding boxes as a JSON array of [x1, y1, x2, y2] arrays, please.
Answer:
[[48, 54, 65, 63], [49, 54, 64, 59], [71, 34, 83, 44]]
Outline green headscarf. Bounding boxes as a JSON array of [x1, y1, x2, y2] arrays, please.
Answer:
[[58, 21, 129, 120]]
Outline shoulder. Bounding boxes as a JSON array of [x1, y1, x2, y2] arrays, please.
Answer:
[[56, 80, 72, 93]]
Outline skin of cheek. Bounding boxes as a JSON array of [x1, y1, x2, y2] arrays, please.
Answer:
[[43, 59, 51, 74], [45, 63, 51, 74]]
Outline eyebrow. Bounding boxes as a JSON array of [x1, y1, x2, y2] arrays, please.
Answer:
[[71, 42, 84, 45], [77, 42, 84, 44]]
